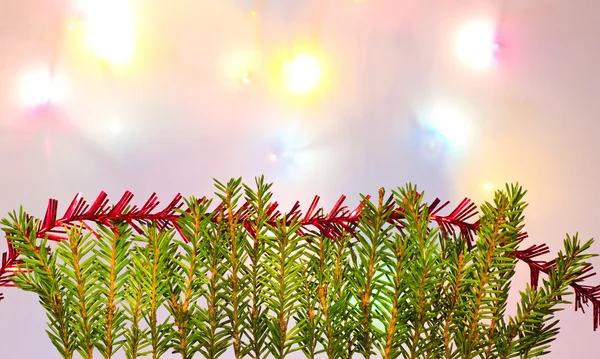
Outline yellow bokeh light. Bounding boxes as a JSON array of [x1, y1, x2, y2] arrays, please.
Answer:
[[283, 54, 323, 94], [484, 183, 493, 191], [81, 0, 135, 66], [241, 71, 251, 84]]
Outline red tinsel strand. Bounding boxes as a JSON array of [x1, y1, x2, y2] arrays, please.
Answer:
[[595, 302, 600, 330], [530, 267, 541, 290]]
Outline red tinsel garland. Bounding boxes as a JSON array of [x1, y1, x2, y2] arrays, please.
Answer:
[[0, 191, 598, 330]]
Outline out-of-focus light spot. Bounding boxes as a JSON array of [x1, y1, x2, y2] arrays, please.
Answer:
[[283, 53, 322, 94], [266, 128, 300, 165], [19, 70, 64, 107], [81, 0, 135, 66], [428, 104, 469, 145], [484, 183, 493, 191], [424, 134, 444, 155], [456, 21, 499, 69], [241, 71, 251, 84], [222, 49, 257, 88], [250, 10, 257, 17], [108, 121, 123, 134]]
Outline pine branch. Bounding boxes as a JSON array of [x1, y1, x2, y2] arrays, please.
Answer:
[[393, 185, 442, 359], [122, 270, 149, 359], [95, 222, 132, 359], [307, 232, 337, 359], [3, 178, 600, 359], [505, 234, 597, 358], [442, 242, 468, 359], [295, 263, 320, 359], [130, 224, 174, 359], [461, 191, 512, 358], [352, 188, 396, 358], [242, 177, 274, 359], [1, 210, 75, 359], [166, 196, 213, 359], [215, 178, 249, 359], [56, 225, 98, 359], [263, 213, 305, 359], [380, 224, 411, 359], [197, 210, 231, 359]]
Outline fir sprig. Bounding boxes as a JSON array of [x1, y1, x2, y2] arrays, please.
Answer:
[[263, 213, 305, 359], [305, 232, 337, 359], [459, 185, 526, 359], [242, 176, 273, 359], [215, 178, 250, 359], [394, 185, 443, 359], [503, 234, 597, 358], [2, 210, 75, 359], [56, 225, 98, 359], [95, 221, 132, 359], [197, 209, 231, 359], [122, 263, 149, 359], [3, 179, 599, 359], [130, 224, 174, 359], [351, 188, 396, 358], [295, 262, 320, 358], [167, 196, 213, 359]]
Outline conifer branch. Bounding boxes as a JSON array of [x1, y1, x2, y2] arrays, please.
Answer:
[[56, 225, 97, 359], [2, 177, 600, 359], [242, 177, 272, 359]]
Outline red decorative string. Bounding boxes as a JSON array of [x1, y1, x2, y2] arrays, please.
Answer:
[[0, 191, 598, 331]]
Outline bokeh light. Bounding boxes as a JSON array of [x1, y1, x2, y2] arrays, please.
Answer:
[[19, 70, 64, 108], [427, 104, 470, 145], [283, 53, 323, 94], [456, 21, 499, 69], [81, 0, 135, 66], [108, 121, 123, 134], [241, 71, 251, 84]]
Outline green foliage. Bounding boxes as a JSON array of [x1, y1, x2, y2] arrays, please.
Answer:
[[241, 177, 272, 359], [3, 210, 76, 359], [56, 225, 98, 359], [165, 196, 211, 359], [95, 221, 133, 358], [1, 178, 597, 359]]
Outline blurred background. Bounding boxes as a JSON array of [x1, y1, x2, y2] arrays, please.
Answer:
[[0, 0, 599, 357]]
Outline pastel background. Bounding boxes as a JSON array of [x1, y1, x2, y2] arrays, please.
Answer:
[[1, 0, 599, 357]]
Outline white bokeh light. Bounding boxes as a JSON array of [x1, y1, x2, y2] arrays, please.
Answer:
[[108, 121, 123, 134], [456, 21, 499, 69], [283, 54, 323, 94], [428, 104, 470, 145], [19, 70, 64, 107]]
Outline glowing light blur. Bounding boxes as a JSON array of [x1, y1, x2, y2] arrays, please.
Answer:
[[427, 104, 469, 145], [241, 71, 251, 84], [484, 183, 493, 191], [221, 47, 258, 89], [19, 70, 64, 107], [456, 21, 499, 69], [283, 54, 323, 94], [81, 0, 135, 66], [108, 121, 123, 134]]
